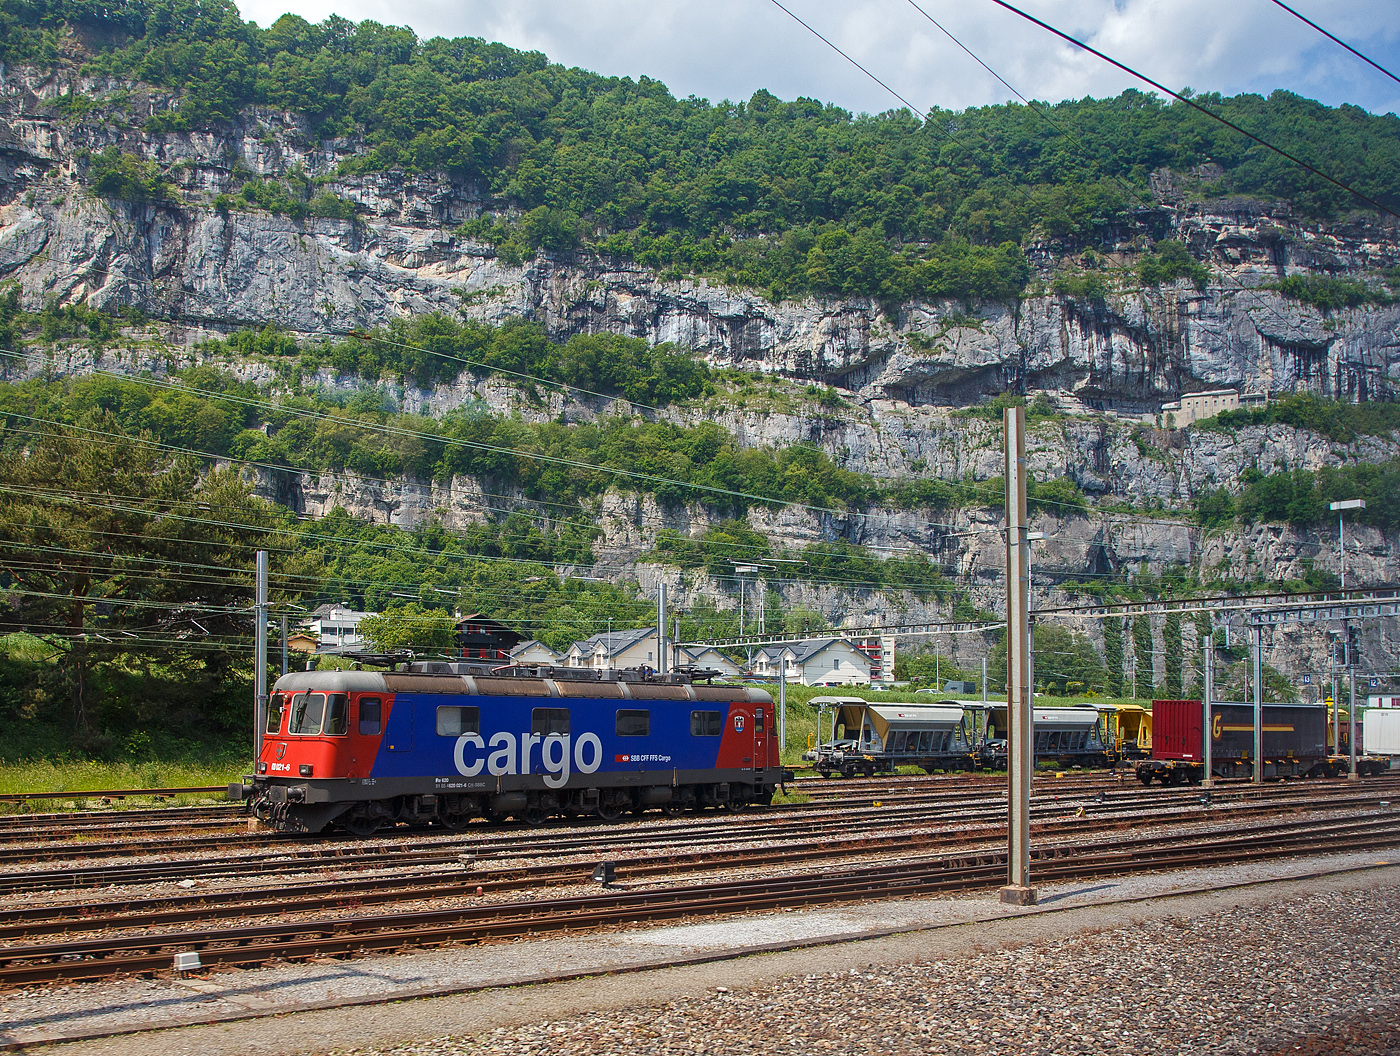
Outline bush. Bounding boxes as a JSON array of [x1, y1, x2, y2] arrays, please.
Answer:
[[1273, 274, 1392, 312], [84, 147, 175, 205], [1138, 241, 1209, 291]]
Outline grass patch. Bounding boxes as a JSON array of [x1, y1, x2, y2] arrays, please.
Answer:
[[771, 789, 812, 805], [0, 758, 247, 813]]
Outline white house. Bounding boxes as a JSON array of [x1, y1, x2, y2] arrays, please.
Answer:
[[564, 627, 660, 670], [304, 604, 373, 653], [753, 637, 873, 686], [676, 644, 743, 680], [510, 639, 564, 666]]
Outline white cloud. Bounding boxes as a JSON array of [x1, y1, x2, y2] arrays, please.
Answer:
[[235, 0, 1400, 116]]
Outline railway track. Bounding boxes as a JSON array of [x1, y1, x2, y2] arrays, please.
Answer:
[[0, 791, 1373, 941], [2, 774, 1390, 880], [2, 809, 1395, 987], [0, 786, 226, 804], [2, 778, 1388, 924]]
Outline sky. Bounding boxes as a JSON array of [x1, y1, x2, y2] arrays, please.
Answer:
[[231, 0, 1400, 117]]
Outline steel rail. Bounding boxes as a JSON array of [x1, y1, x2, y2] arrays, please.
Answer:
[[1, 812, 1396, 986], [2, 774, 1387, 875], [0, 792, 1366, 941], [0, 786, 226, 803]]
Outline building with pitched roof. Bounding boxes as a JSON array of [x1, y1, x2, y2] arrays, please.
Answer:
[[564, 627, 660, 670], [752, 637, 874, 686], [675, 644, 743, 680], [510, 639, 565, 665]]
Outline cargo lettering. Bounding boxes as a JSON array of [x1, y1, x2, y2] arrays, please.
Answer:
[[453, 733, 486, 777], [453, 730, 603, 780], [1212, 714, 1222, 739], [488, 732, 517, 775], [542, 734, 570, 788]]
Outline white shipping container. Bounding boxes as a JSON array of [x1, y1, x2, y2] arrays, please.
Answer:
[[1363, 708, 1400, 755]]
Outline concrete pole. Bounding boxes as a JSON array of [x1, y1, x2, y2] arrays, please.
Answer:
[[1202, 636, 1214, 788], [657, 582, 667, 676], [674, 615, 681, 671], [1252, 624, 1264, 785], [254, 550, 268, 763], [1349, 630, 1358, 781], [982, 657, 988, 704], [1000, 406, 1036, 907], [280, 614, 288, 676], [778, 667, 787, 764]]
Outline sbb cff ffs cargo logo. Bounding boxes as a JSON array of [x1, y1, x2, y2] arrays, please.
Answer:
[[734, 715, 745, 732]]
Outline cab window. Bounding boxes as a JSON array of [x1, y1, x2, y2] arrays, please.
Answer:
[[755, 709, 765, 733], [437, 705, 481, 736], [616, 709, 650, 737], [265, 693, 285, 735], [289, 692, 326, 735], [322, 694, 348, 736], [691, 710, 722, 737], [358, 698, 382, 736]]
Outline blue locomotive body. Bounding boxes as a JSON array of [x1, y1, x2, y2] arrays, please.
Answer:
[[233, 664, 785, 833]]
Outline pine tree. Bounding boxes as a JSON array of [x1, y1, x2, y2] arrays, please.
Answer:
[[1164, 613, 1183, 697], [1132, 616, 1154, 697], [1103, 617, 1124, 697]]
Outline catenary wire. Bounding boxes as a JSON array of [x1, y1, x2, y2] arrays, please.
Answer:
[[983, 0, 1400, 221], [1265, 0, 1400, 87]]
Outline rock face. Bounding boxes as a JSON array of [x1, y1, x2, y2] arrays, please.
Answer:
[[1, 65, 1397, 682], [3, 66, 1399, 408]]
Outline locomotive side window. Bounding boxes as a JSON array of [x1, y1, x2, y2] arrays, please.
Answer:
[[437, 705, 481, 737], [691, 710, 722, 737], [323, 694, 348, 736], [755, 709, 765, 732], [358, 698, 382, 736], [616, 709, 650, 737], [531, 708, 571, 736], [265, 693, 285, 735]]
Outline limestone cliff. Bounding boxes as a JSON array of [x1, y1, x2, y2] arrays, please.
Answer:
[[1, 65, 1397, 681]]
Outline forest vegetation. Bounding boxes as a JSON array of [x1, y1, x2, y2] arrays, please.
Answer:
[[2, 0, 1398, 303]]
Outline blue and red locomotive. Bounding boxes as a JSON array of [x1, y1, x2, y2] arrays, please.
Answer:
[[230, 662, 785, 833]]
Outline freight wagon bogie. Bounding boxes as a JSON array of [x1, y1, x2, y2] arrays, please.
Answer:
[[234, 664, 786, 833]]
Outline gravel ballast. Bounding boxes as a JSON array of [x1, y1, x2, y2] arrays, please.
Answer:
[[329, 881, 1400, 1056]]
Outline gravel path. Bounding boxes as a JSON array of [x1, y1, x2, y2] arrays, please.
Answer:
[[325, 883, 1400, 1056]]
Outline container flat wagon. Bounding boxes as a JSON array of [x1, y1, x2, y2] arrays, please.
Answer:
[[1136, 699, 1334, 784]]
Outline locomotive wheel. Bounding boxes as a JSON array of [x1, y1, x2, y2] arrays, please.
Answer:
[[523, 805, 549, 827], [439, 812, 474, 832], [342, 814, 382, 838], [1138, 772, 1153, 786], [662, 799, 685, 817], [596, 800, 626, 822], [819, 770, 831, 778]]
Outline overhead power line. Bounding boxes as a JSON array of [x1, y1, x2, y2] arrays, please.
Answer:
[[983, 0, 1400, 222], [1266, 0, 1400, 87], [767, 0, 926, 119]]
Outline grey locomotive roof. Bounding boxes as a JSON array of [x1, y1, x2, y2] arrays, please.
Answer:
[[274, 670, 388, 692], [271, 668, 771, 703]]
